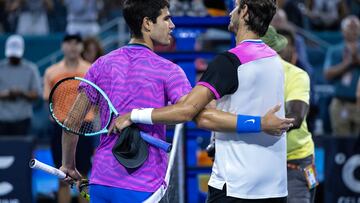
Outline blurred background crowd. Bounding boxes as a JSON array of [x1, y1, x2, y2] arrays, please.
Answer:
[[0, 0, 359, 202]]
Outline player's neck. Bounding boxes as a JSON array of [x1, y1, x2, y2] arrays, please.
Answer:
[[235, 29, 259, 45], [129, 38, 153, 51]]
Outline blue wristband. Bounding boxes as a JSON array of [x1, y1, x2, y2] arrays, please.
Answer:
[[236, 115, 261, 133]]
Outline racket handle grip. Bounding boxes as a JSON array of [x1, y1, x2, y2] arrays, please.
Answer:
[[140, 132, 172, 153], [29, 159, 66, 179]]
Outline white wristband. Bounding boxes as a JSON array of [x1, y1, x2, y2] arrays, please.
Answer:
[[130, 108, 154, 124]]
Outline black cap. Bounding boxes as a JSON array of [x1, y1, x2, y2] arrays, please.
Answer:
[[112, 125, 148, 169], [63, 33, 82, 43]]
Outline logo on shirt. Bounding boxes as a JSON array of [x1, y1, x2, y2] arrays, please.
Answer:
[[245, 119, 255, 124]]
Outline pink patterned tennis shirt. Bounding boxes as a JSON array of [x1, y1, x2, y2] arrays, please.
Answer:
[[85, 44, 191, 192]]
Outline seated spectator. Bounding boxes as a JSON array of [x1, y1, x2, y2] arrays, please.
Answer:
[[48, 0, 67, 32], [203, 0, 227, 16], [348, 0, 360, 18], [283, 0, 308, 28], [0, 35, 42, 136], [300, 0, 348, 30], [98, 0, 122, 24], [16, 0, 53, 35], [271, 9, 313, 75], [324, 15, 360, 137], [63, 0, 102, 36], [170, 0, 207, 16], [4, 0, 22, 33], [0, 0, 6, 33]]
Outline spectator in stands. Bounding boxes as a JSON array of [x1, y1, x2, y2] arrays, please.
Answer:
[[43, 34, 93, 203], [271, 9, 313, 78], [63, 0, 103, 36], [16, 0, 53, 35], [3, 0, 22, 33], [203, 0, 227, 16], [81, 36, 104, 63], [300, 0, 348, 30], [48, 0, 67, 32], [283, 0, 307, 28], [98, 0, 123, 24], [0, 0, 6, 33], [170, 0, 207, 16], [324, 15, 360, 137], [0, 35, 41, 136], [348, 0, 360, 18]]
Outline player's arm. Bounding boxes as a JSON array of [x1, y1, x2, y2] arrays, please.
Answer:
[[61, 130, 78, 170], [110, 53, 293, 134], [109, 53, 234, 131], [61, 128, 82, 184], [195, 104, 294, 135], [151, 85, 214, 124]]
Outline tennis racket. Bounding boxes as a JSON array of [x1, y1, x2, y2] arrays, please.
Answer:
[[49, 77, 172, 152], [29, 159, 90, 200]]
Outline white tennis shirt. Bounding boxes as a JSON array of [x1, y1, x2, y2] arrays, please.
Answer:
[[198, 40, 287, 199]]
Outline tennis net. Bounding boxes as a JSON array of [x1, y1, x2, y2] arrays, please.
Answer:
[[143, 124, 185, 203]]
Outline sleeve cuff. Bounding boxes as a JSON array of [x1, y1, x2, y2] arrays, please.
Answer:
[[197, 82, 221, 100]]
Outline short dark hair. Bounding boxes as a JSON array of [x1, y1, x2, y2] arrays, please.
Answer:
[[239, 0, 277, 37], [123, 0, 170, 39], [63, 33, 82, 43]]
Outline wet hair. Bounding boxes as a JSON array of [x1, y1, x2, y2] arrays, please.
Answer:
[[239, 0, 277, 37], [123, 0, 170, 38]]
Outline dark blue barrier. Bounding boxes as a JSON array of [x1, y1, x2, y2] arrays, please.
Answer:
[[315, 136, 360, 203], [0, 136, 34, 203]]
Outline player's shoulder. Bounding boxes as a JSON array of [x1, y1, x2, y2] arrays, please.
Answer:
[[147, 54, 182, 72], [215, 51, 240, 65], [152, 53, 176, 66]]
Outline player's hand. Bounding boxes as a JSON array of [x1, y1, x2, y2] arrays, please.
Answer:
[[59, 165, 82, 186], [108, 112, 132, 135], [261, 104, 294, 136]]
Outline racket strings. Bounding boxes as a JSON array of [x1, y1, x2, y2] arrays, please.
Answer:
[[51, 79, 108, 135]]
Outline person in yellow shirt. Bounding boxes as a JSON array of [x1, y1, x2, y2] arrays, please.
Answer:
[[263, 26, 317, 203]]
